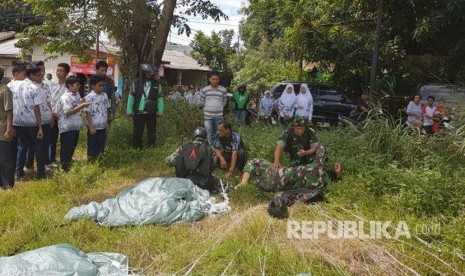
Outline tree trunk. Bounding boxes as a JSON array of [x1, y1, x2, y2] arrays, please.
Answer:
[[149, 0, 177, 65], [132, 0, 151, 63], [370, 0, 384, 95]]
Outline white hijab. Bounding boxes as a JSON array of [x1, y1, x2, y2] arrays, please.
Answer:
[[279, 84, 296, 106], [297, 83, 313, 104]]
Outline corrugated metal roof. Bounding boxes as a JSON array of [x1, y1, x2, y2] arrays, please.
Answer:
[[162, 50, 211, 71], [0, 31, 16, 42], [0, 37, 211, 71], [0, 38, 21, 57]]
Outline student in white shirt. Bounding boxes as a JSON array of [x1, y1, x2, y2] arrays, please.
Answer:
[[58, 76, 89, 171], [49, 63, 70, 165], [13, 63, 44, 179], [84, 74, 110, 161], [25, 61, 53, 170], [7, 63, 27, 92]]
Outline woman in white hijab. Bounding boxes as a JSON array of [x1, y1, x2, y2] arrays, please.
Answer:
[[295, 83, 313, 122], [260, 90, 274, 124], [277, 84, 297, 126]]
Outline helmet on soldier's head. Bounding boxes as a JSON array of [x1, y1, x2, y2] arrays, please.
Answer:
[[192, 127, 207, 140], [139, 63, 158, 75], [267, 196, 289, 219], [292, 117, 309, 128]]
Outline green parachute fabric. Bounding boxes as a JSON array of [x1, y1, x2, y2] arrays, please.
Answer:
[[65, 177, 230, 226], [0, 244, 127, 276]]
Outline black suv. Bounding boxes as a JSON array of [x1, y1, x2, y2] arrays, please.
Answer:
[[270, 82, 357, 125]]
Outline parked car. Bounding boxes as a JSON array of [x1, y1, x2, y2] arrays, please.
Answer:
[[270, 82, 357, 126]]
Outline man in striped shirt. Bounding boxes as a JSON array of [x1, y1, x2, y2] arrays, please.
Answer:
[[200, 71, 227, 146]]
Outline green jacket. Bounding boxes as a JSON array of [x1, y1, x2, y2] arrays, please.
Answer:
[[126, 80, 164, 116], [232, 91, 249, 110]]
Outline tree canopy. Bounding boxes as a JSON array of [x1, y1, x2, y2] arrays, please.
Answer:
[[190, 29, 236, 71], [0, 1, 44, 32], [240, 0, 465, 94], [11, 0, 227, 103]]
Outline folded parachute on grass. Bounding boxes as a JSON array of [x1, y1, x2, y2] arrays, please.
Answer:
[[65, 177, 231, 226], [0, 244, 128, 276]]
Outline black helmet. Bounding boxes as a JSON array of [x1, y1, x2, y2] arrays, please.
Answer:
[[139, 63, 158, 75], [237, 83, 247, 89], [267, 196, 289, 219], [192, 127, 207, 140]]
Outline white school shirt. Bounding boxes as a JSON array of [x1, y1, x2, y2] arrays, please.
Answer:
[[12, 79, 43, 127], [58, 91, 83, 133], [84, 91, 109, 130], [37, 81, 52, 125], [50, 80, 67, 114], [7, 80, 25, 93]]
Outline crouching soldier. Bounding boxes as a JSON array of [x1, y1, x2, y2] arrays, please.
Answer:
[[166, 127, 221, 192], [271, 118, 318, 170]]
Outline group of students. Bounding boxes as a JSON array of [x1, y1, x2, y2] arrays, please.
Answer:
[[0, 61, 115, 189], [406, 94, 450, 134], [259, 84, 314, 126], [167, 84, 203, 107]]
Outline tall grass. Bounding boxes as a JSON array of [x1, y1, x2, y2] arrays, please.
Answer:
[[0, 101, 464, 275]]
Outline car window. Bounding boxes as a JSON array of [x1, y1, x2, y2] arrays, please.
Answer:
[[317, 91, 343, 102], [271, 84, 287, 98]]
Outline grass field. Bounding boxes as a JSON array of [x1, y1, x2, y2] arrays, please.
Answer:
[[1, 102, 465, 275]]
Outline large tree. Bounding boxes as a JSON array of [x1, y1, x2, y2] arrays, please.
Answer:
[[18, 0, 227, 102], [189, 29, 236, 71]]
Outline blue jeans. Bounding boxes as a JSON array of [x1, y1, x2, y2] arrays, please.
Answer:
[[204, 117, 223, 147], [234, 110, 247, 125], [16, 126, 45, 178], [87, 128, 107, 161]]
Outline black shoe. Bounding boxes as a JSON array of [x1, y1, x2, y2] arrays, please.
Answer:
[[14, 174, 24, 181]]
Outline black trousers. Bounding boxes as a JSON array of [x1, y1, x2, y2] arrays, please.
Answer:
[[50, 118, 59, 163], [26, 123, 51, 168], [133, 113, 157, 148], [0, 140, 15, 188], [216, 148, 248, 171], [60, 130, 79, 171]]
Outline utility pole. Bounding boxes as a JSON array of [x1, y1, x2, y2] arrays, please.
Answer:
[[370, 0, 384, 95]]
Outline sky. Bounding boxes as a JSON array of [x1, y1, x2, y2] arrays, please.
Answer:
[[169, 0, 247, 46]]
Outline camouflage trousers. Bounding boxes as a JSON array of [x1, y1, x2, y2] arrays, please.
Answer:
[[243, 143, 329, 192]]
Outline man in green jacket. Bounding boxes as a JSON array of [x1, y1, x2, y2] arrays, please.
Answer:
[[232, 83, 249, 125], [126, 63, 164, 148]]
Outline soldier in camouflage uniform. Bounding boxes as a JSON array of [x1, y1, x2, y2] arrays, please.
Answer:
[[271, 118, 318, 170], [166, 127, 221, 192], [236, 143, 339, 191]]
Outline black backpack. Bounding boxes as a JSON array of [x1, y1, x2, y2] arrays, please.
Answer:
[[175, 142, 212, 182], [267, 187, 324, 219]]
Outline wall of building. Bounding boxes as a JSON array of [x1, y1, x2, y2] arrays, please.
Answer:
[[164, 68, 208, 87], [0, 57, 19, 79], [31, 45, 121, 85]]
